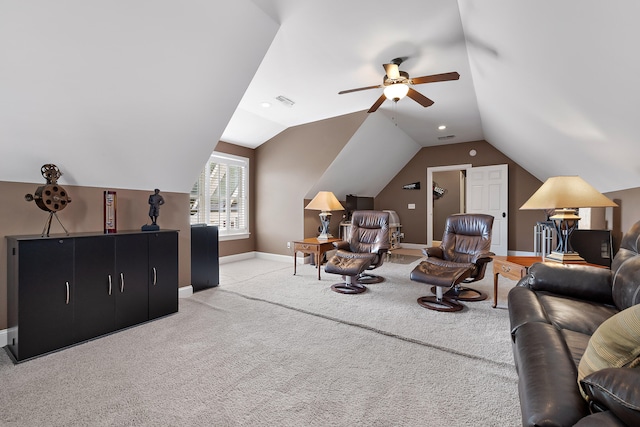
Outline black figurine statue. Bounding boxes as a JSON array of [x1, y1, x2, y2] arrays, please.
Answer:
[[142, 188, 165, 231]]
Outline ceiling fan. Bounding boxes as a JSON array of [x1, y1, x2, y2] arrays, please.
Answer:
[[338, 57, 460, 113]]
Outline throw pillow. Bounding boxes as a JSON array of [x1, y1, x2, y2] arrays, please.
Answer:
[[578, 304, 640, 399]]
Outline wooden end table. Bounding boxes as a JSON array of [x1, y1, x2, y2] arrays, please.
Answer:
[[293, 237, 341, 280], [492, 256, 542, 308]]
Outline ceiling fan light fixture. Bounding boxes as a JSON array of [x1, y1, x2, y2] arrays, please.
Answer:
[[383, 83, 409, 101]]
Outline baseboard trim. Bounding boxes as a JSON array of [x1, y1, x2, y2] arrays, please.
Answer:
[[220, 251, 258, 264], [398, 243, 426, 250], [220, 251, 310, 265], [179, 285, 193, 299], [0, 328, 7, 347]]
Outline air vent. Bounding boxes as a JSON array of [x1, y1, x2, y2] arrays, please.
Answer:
[[437, 135, 456, 141], [275, 95, 295, 107]]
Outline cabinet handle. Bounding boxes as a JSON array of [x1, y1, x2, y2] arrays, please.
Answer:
[[108, 275, 112, 295], [152, 267, 157, 285], [120, 272, 125, 293], [65, 281, 70, 305]]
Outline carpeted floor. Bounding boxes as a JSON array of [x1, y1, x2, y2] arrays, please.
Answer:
[[0, 255, 522, 426]]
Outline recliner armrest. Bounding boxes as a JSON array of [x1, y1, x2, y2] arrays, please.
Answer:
[[470, 251, 495, 264], [333, 240, 350, 251], [522, 262, 614, 304], [422, 247, 443, 258]]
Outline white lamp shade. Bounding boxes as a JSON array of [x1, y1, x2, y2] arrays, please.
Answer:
[[305, 191, 344, 212], [383, 84, 409, 101], [520, 176, 618, 210]]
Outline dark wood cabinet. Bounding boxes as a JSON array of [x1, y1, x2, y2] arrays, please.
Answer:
[[148, 231, 178, 320], [6, 230, 178, 362], [75, 236, 116, 342], [9, 238, 75, 361], [115, 234, 150, 328], [190, 224, 219, 292]]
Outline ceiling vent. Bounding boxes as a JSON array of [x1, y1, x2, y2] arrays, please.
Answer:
[[437, 135, 456, 141], [275, 95, 295, 107]]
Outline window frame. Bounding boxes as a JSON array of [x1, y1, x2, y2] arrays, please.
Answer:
[[190, 151, 250, 241]]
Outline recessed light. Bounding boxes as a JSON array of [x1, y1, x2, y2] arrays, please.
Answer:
[[260, 102, 271, 108], [438, 125, 447, 130]]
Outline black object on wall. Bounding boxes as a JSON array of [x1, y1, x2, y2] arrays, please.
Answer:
[[191, 224, 219, 292], [570, 229, 614, 268], [345, 195, 374, 220]]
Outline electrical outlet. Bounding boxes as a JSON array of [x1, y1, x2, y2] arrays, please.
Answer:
[[287, 241, 291, 249]]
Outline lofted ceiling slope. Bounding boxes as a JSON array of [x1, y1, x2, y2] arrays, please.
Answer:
[[229, 0, 640, 193], [2, 1, 639, 195], [0, 0, 278, 193]]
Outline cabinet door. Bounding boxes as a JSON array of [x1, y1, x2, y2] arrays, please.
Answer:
[[148, 232, 178, 319], [115, 234, 149, 329], [17, 238, 74, 360], [191, 225, 219, 291], [74, 236, 116, 342]]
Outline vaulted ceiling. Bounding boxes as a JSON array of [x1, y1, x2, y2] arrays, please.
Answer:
[[2, 1, 639, 194]]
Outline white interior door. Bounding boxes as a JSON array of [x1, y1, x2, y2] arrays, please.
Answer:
[[465, 164, 508, 256]]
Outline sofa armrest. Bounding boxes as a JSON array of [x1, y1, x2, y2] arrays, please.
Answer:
[[580, 368, 640, 426], [522, 262, 614, 304]]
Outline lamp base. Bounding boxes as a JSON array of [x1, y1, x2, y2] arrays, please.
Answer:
[[545, 251, 586, 264]]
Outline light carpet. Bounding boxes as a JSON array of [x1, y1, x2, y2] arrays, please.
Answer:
[[0, 256, 521, 426]]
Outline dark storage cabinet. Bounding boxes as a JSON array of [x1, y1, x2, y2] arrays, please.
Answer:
[[6, 230, 178, 362], [190, 224, 219, 292]]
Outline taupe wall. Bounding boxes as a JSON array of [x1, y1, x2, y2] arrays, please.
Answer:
[[255, 111, 368, 256], [0, 181, 191, 331], [213, 141, 257, 257], [375, 140, 544, 252], [432, 170, 463, 241], [604, 187, 640, 248]]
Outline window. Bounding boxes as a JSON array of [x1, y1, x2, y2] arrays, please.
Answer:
[[190, 152, 249, 239]]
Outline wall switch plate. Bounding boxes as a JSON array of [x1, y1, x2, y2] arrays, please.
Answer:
[[287, 241, 291, 249], [408, 204, 416, 210]]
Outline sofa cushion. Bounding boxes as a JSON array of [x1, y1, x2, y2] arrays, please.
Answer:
[[561, 329, 592, 367], [611, 250, 640, 310], [580, 368, 640, 426], [610, 220, 640, 310], [578, 304, 640, 384], [538, 292, 618, 336]]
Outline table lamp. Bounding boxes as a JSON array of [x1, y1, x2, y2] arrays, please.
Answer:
[[520, 176, 617, 263], [305, 191, 345, 240]]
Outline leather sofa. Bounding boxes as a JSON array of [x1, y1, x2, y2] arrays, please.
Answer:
[[508, 220, 640, 426]]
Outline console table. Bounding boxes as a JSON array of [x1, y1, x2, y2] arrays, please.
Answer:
[[293, 237, 341, 280]]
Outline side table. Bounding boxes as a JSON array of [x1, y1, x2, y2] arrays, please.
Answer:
[[492, 256, 542, 308], [293, 237, 341, 280]]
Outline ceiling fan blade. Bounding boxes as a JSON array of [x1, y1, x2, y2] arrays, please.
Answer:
[[406, 88, 435, 108], [410, 72, 460, 85], [338, 85, 382, 95], [367, 94, 387, 113], [383, 63, 400, 80]]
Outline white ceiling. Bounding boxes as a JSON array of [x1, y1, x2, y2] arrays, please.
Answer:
[[225, 0, 640, 193], [2, 1, 640, 194]]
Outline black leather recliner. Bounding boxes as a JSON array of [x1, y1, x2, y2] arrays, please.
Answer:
[[410, 213, 495, 311], [325, 210, 390, 294]]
